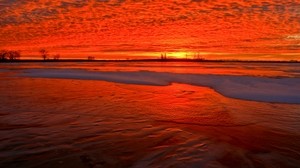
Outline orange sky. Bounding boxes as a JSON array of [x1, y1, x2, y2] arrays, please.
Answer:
[[0, 0, 300, 60]]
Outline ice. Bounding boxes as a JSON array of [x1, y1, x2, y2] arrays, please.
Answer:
[[20, 69, 300, 104]]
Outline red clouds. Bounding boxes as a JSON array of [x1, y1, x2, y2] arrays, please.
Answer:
[[0, 0, 299, 59]]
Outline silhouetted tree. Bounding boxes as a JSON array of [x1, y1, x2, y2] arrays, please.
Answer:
[[53, 54, 60, 60], [87, 56, 95, 60], [160, 53, 167, 60], [0, 50, 21, 61], [40, 49, 48, 60], [8, 50, 21, 61], [0, 50, 8, 61], [193, 53, 204, 61]]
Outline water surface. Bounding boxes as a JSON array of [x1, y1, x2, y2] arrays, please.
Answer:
[[0, 62, 300, 167]]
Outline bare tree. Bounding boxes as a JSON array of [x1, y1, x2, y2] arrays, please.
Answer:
[[40, 49, 48, 60], [87, 56, 95, 60], [0, 50, 21, 61], [0, 50, 8, 61], [14, 51, 21, 60], [53, 54, 60, 60], [8, 51, 21, 61], [160, 53, 167, 60]]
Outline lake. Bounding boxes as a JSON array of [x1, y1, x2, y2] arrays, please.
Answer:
[[0, 62, 300, 167]]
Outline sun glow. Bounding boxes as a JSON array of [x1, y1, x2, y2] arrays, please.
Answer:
[[166, 52, 209, 59], [167, 52, 189, 59]]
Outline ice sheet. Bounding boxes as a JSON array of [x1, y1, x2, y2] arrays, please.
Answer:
[[20, 69, 300, 104]]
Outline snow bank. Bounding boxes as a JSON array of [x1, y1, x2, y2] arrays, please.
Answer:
[[21, 69, 300, 104]]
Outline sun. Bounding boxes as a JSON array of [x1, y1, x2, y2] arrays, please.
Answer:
[[167, 52, 190, 59]]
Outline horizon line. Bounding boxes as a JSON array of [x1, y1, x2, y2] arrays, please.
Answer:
[[1, 58, 299, 63]]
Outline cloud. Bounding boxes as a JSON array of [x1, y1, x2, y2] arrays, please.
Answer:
[[0, 0, 299, 59]]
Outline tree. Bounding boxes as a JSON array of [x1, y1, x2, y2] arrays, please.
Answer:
[[0, 50, 8, 61], [160, 53, 167, 60], [53, 54, 60, 60], [0, 50, 21, 61], [14, 51, 21, 60], [87, 56, 95, 60], [8, 50, 21, 61], [40, 49, 48, 60]]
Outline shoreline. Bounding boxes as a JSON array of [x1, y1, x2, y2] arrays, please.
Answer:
[[0, 59, 299, 63]]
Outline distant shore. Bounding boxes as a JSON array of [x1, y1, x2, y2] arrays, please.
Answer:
[[0, 58, 299, 63]]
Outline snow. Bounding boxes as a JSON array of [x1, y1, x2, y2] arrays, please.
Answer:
[[20, 69, 300, 104]]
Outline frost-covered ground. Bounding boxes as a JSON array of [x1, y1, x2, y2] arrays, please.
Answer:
[[1, 62, 300, 167]]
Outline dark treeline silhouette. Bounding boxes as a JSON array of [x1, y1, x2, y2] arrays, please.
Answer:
[[88, 56, 95, 60], [160, 53, 167, 60], [39, 49, 48, 61], [0, 49, 298, 63], [193, 53, 204, 60], [160, 53, 205, 61], [53, 54, 60, 60], [39, 49, 61, 61], [0, 50, 21, 62]]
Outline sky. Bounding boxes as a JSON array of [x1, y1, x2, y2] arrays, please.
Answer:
[[0, 0, 300, 60]]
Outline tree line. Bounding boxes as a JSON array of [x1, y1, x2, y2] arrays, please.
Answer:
[[0, 49, 62, 62], [39, 49, 60, 61], [0, 50, 21, 61]]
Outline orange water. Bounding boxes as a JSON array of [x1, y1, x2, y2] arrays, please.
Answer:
[[0, 62, 300, 167], [1, 62, 300, 77]]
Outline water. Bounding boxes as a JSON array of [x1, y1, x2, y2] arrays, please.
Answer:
[[0, 62, 300, 168]]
